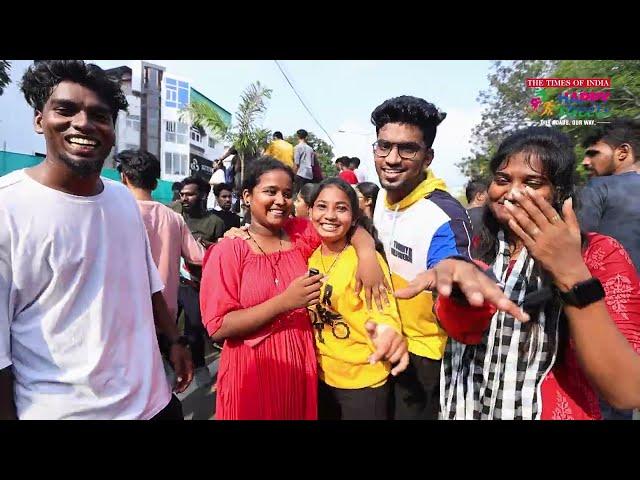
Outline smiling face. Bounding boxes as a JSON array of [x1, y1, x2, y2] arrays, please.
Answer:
[[310, 184, 355, 248], [488, 152, 555, 228], [243, 169, 293, 230], [34, 80, 115, 177], [373, 122, 432, 202]]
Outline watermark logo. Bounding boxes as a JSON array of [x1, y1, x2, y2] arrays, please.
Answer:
[[526, 78, 612, 126]]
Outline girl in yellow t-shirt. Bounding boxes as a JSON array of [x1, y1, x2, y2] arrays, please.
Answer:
[[308, 177, 408, 420]]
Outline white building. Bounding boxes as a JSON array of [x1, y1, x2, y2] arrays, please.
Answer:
[[106, 61, 232, 183]]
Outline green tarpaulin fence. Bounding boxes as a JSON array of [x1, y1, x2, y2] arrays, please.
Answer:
[[1, 151, 174, 204]]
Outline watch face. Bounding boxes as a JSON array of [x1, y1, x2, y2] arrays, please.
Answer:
[[574, 278, 605, 306]]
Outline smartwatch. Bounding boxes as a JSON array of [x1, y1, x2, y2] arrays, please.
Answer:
[[559, 277, 605, 307]]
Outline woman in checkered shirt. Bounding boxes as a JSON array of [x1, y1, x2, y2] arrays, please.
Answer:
[[396, 126, 640, 419]]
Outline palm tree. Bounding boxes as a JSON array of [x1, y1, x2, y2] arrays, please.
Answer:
[[0, 61, 11, 97], [181, 81, 272, 191]]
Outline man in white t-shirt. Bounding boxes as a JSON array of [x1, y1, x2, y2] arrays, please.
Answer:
[[350, 157, 367, 183], [207, 159, 228, 210], [0, 60, 193, 420]]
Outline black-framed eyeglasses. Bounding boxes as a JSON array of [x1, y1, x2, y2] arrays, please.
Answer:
[[372, 140, 427, 160]]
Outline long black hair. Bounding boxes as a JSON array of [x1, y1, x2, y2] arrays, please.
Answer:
[[309, 177, 386, 258], [475, 126, 579, 265], [475, 126, 581, 364], [355, 182, 380, 217]]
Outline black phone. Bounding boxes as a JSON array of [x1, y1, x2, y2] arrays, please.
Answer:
[[309, 268, 320, 277]]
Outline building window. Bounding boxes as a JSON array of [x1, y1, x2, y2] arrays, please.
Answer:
[[165, 78, 177, 108], [165, 78, 189, 109], [177, 122, 188, 144], [190, 128, 201, 143], [126, 114, 140, 132], [178, 81, 189, 109], [165, 120, 177, 143], [208, 137, 216, 148], [164, 152, 188, 176]]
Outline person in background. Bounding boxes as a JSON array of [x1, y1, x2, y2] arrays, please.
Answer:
[[264, 131, 294, 169], [355, 182, 379, 220], [350, 157, 367, 183], [293, 129, 315, 195], [465, 178, 488, 236], [211, 182, 241, 232], [335, 156, 358, 185], [172, 181, 182, 202], [117, 149, 204, 392], [173, 176, 225, 386], [293, 182, 317, 218], [207, 159, 228, 210], [578, 118, 640, 419]]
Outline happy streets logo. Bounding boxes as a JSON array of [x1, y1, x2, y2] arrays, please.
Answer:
[[526, 77, 612, 126]]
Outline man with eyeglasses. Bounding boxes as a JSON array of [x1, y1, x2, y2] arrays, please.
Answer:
[[370, 96, 472, 420]]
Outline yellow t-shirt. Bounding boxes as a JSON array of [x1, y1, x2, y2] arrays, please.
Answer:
[[308, 245, 402, 389], [264, 139, 294, 169]]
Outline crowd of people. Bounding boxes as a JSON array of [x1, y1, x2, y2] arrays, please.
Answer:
[[1, 60, 639, 420]]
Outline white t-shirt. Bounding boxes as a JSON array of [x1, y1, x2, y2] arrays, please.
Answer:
[[354, 168, 367, 183], [207, 169, 227, 210], [209, 168, 226, 185], [0, 170, 172, 419]]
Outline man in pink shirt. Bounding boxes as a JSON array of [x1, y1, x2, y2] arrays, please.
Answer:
[[116, 150, 207, 384]]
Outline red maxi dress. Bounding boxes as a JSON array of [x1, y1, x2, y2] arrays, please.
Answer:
[[200, 218, 321, 420]]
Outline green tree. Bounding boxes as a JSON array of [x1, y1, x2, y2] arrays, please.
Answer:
[[457, 60, 556, 179], [286, 131, 337, 177], [0, 61, 11, 96], [458, 60, 640, 183], [181, 81, 272, 190]]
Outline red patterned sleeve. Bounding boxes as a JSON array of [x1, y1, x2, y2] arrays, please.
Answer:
[[284, 217, 321, 260], [584, 233, 640, 353], [199, 238, 244, 337], [433, 260, 497, 344]]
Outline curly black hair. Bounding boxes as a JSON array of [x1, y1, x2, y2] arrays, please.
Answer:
[[115, 149, 161, 191], [371, 95, 446, 148], [182, 175, 212, 197], [20, 60, 128, 124]]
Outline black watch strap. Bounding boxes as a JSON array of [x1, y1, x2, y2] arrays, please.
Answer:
[[559, 277, 605, 307]]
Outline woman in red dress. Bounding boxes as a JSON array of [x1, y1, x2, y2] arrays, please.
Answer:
[[200, 157, 388, 420]]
